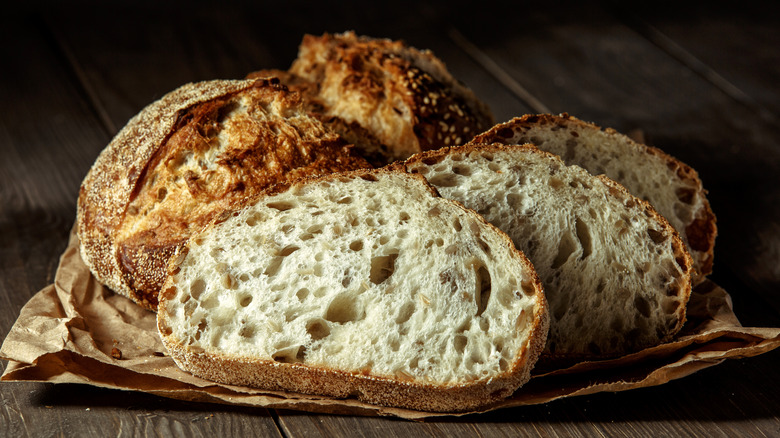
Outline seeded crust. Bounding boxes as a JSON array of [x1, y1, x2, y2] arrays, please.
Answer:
[[247, 31, 494, 166], [471, 114, 716, 282], [157, 168, 549, 412], [399, 143, 693, 362], [77, 78, 371, 311]]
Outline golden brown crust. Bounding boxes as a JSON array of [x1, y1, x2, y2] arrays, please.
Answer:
[[471, 113, 716, 281], [157, 167, 549, 412], [248, 31, 494, 166], [78, 78, 371, 311]]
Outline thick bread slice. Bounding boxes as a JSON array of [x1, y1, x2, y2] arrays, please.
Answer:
[[400, 144, 693, 362], [472, 114, 716, 282], [247, 31, 494, 165], [157, 169, 548, 412], [77, 78, 371, 311]]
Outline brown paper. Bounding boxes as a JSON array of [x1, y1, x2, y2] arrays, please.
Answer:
[[2, 227, 780, 419]]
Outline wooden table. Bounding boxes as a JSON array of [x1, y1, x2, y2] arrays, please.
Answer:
[[3, 2, 779, 436]]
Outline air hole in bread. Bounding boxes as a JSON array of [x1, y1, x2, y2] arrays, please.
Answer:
[[359, 173, 378, 182], [370, 252, 399, 284], [239, 324, 255, 338], [548, 177, 564, 190], [190, 278, 206, 299], [306, 319, 330, 341], [221, 273, 237, 290], [337, 196, 353, 204], [675, 187, 696, 204], [266, 201, 296, 211], [610, 316, 624, 332], [389, 339, 400, 352], [349, 240, 363, 251], [379, 235, 390, 245], [454, 335, 468, 354], [238, 294, 253, 307], [428, 206, 441, 217], [587, 342, 601, 356], [445, 244, 458, 255], [475, 265, 492, 317], [436, 237, 445, 247], [281, 224, 295, 234], [452, 165, 472, 176], [675, 255, 689, 271], [551, 232, 577, 269], [428, 173, 459, 188], [452, 218, 463, 232], [663, 299, 680, 314], [272, 345, 303, 363], [296, 288, 310, 301], [395, 301, 415, 324], [521, 280, 536, 297], [325, 294, 363, 324], [506, 193, 524, 211], [399, 211, 411, 222], [575, 217, 592, 259], [397, 229, 409, 239]]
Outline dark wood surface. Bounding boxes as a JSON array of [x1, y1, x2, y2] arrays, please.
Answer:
[[2, 2, 779, 436]]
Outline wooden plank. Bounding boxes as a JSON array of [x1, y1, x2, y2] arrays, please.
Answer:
[[620, 3, 780, 124]]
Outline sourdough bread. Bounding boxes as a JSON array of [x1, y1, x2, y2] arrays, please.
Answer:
[[157, 169, 548, 412], [401, 144, 693, 361], [472, 114, 716, 281], [248, 31, 494, 165], [77, 78, 371, 311]]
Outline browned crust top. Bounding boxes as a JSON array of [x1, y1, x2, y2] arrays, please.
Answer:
[[249, 31, 494, 165], [77, 78, 371, 311]]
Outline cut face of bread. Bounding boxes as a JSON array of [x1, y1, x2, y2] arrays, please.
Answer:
[[472, 114, 716, 282], [402, 144, 693, 362], [248, 31, 494, 165], [77, 78, 371, 311], [157, 170, 547, 412]]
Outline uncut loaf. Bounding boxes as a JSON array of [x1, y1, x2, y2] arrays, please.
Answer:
[[248, 31, 494, 165], [472, 114, 716, 282], [157, 169, 548, 412], [77, 78, 371, 311], [400, 144, 693, 362]]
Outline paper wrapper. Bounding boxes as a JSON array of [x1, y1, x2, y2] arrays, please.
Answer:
[[2, 227, 780, 419]]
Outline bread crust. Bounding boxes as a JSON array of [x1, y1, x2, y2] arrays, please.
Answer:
[[248, 32, 494, 165], [400, 143, 693, 363], [77, 78, 371, 311], [157, 167, 549, 412], [471, 113, 716, 282]]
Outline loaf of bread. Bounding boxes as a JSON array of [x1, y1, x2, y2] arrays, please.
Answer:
[[400, 144, 693, 362], [157, 169, 548, 412], [247, 31, 494, 165], [472, 114, 716, 282], [77, 78, 371, 311]]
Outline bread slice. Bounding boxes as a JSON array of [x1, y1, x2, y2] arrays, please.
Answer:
[[247, 31, 494, 165], [471, 114, 716, 282], [77, 78, 371, 311], [157, 169, 548, 412], [400, 144, 693, 362]]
